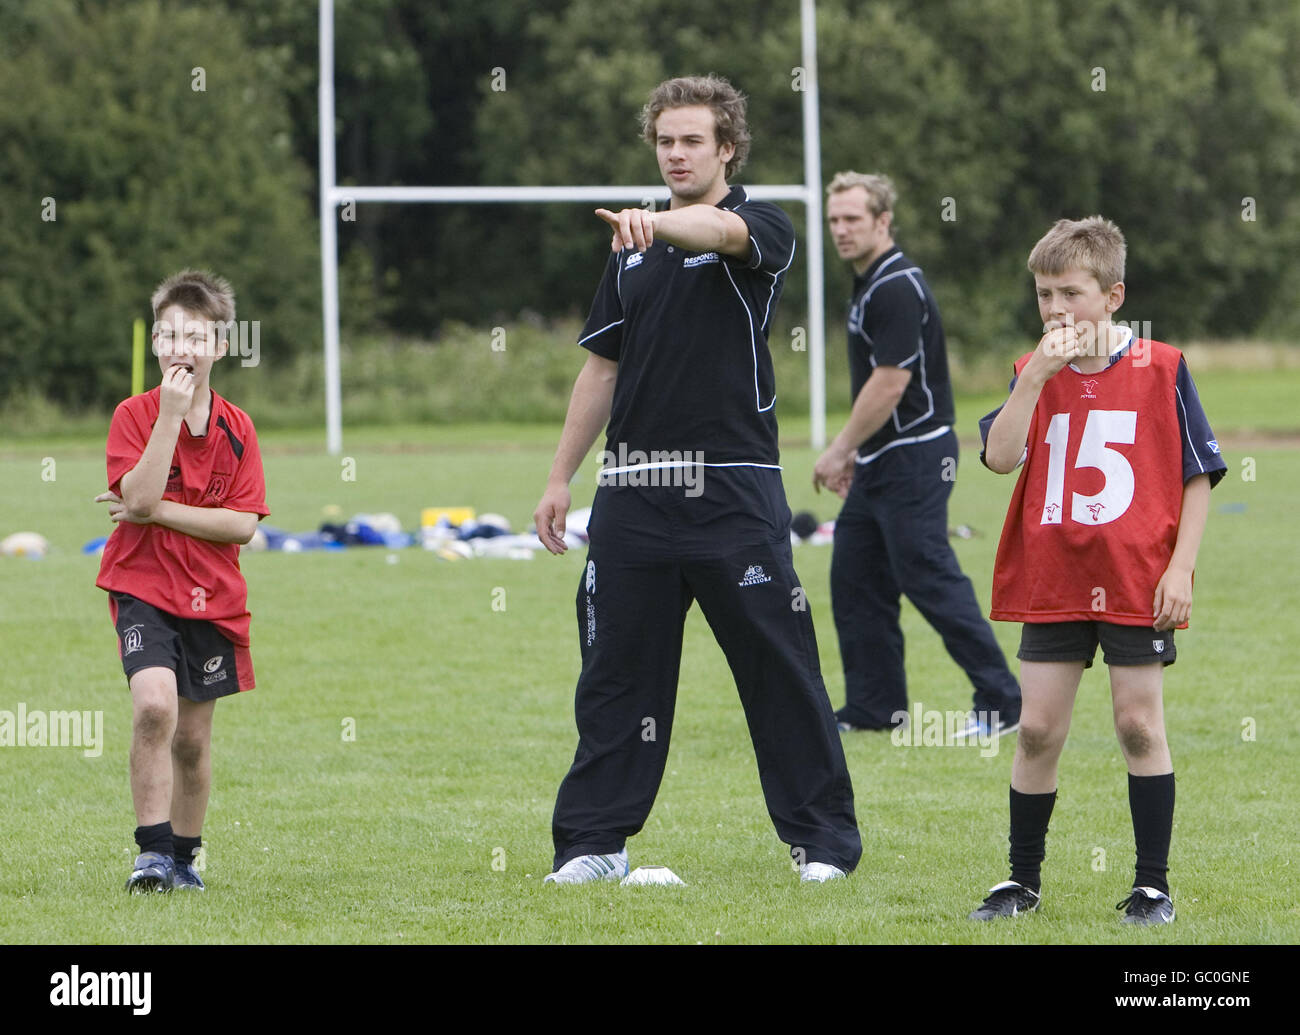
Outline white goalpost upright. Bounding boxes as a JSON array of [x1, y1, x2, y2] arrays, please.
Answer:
[[318, 0, 827, 455]]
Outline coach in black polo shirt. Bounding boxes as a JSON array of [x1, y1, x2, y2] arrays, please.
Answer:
[[814, 171, 1021, 737], [533, 76, 861, 885]]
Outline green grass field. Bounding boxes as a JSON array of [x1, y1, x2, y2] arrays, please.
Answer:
[[1, 378, 1297, 945]]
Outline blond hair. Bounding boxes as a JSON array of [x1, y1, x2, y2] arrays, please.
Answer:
[[1027, 217, 1126, 289], [151, 269, 235, 324], [827, 171, 897, 217], [641, 75, 751, 179]]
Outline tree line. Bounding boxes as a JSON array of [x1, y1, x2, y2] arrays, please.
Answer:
[[2, 0, 1297, 411]]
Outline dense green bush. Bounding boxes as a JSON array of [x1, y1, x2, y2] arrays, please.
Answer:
[[0, 0, 320, 411], [3, 0, 1297, 419]]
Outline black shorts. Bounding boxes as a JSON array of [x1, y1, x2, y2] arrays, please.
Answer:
[[109, 592, 254, 701], [1018, 621, 1175, 668]]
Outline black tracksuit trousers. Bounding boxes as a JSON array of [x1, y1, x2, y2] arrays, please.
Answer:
[[551, 469, 862, 873], [830, 431, 1021, 729]]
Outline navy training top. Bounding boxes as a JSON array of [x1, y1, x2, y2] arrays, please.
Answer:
[[578, 185, 796, 470], [846, 246, 956, 464]]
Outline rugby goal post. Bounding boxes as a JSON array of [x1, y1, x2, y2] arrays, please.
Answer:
[[319, 0, 828, 454]]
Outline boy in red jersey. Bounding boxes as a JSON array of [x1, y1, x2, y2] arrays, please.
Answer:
[[970, 218, 1225, 925], [95, 270, 268, 893]]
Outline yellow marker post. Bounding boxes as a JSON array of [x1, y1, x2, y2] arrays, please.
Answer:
[[131, 318, 145, 396]]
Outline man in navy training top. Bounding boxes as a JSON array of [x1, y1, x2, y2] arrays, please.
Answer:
[[533, 75, 861, 885], [813, 171, 1021, 740]]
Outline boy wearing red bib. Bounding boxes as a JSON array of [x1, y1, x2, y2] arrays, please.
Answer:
[[970, 218, 1224, 925], [95, 270, 268, 893]]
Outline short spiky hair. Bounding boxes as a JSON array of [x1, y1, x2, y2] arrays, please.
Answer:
[[1027, 217, 1126, 289], [151, 269, 235, 324], [640, 75, 751, 179], [827, 170, 897, 217]]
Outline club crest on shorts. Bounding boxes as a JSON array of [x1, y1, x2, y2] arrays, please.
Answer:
[[122, 624, 144, 656], [202, 655, 229, 686], [738, 564, 773, 587], [1152, 639, 1165, 654]]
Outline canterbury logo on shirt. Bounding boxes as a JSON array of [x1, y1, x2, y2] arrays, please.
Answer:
[[203, 473, 232, 503]]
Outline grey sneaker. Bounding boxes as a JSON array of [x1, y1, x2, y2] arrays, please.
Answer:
[[173, 860, 205, 890], [1117, 886, 1175, 926], [968, 880, 1040, 920], [125, 851, 175, 894]]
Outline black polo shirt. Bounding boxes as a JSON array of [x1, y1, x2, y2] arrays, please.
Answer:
[[846, 246, 956, 463], [578, 185, 795, 468]]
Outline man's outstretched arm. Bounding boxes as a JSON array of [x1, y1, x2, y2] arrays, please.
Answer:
[[595, 206, 751, 260]]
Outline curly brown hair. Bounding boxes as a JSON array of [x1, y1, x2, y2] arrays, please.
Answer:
[[640, 75, 751, 179]]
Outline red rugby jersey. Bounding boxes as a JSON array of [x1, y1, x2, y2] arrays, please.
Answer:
[[990, 341, 1189, 626], [96, 387, 268, 646]]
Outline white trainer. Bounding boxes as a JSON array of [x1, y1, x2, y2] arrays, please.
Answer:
[[952, 711, 1020, 742], [800, 861, 847, 883], [544, 849, 629, 884]]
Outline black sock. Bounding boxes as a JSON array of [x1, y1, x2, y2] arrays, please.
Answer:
[[1128, 772, 1175, 895], [173, 834, 202, 866], [134, 821, 173, 859], [1008, 786, 1056, 892]]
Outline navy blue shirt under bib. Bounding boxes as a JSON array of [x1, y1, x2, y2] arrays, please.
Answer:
[[578, 185, 796, 469], [846, 246, 956, 462]]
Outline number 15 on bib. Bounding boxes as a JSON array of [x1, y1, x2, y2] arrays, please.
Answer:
[[1040, 410, 1137, 526]]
